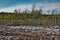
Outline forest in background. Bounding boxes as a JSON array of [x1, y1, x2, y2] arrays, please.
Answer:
[[0, 9, 60, 26]]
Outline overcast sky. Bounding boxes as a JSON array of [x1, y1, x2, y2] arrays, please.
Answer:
[[0, 0, 60, 14]]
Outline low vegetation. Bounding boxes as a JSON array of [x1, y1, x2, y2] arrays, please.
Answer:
[[0, 9, 60, 26]]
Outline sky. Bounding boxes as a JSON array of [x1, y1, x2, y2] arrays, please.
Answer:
[[0, 0, 60, 14]]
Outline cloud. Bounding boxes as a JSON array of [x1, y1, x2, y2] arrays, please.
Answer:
[[0, 2, 60, 14], [35, 3, 60, 14], [0, 4, 32, 12]]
